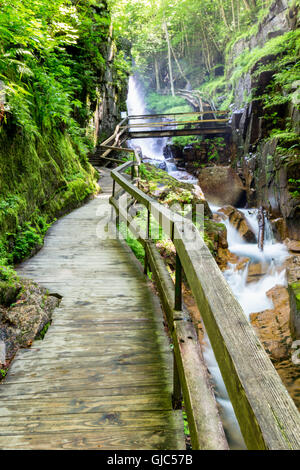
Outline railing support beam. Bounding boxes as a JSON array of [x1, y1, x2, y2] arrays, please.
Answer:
[[172, 352, 182, 410], [175, 252, 182, 311]]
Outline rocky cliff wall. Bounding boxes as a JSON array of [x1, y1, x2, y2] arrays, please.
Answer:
[[228, 0, 300, 239]]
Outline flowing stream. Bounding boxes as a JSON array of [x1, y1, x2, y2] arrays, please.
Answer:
[[126, 75, 289, 449], [203, 205, 288, 449]]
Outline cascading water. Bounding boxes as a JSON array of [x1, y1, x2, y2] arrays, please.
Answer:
[[213, 206, 288, 317], [126, 76, 167, 161], [203, 204, 289, 449], [126, 75, 198, 184]]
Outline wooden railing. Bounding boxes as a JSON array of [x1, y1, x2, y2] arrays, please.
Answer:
[[100, 124, 300, 451], [95, 112, 230, 158]]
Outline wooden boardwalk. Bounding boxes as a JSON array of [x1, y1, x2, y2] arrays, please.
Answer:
[[0, 171, 185, 450]]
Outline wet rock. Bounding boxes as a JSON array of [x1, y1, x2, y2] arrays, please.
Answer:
[[285, 254, 300, 284], [288, 281, 300, 340], [285, 239, 300, 253], [157, 161, 167, 171], [163, 144, 183, 161], [0, 340, 5, 366], [285, 254, 300, 339], [218, 205, 256, 242], [0, 283, 22, 308], [198, 166, 246, 207], [0, 280, 60, 368], [204, 219, 233, 271], [270, 217, 288, 241], [250, 281, 300, 409], [250, 285, 291, 361], [247, 262, 268, 283]]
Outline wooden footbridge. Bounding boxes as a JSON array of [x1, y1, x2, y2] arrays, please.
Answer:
[[126, 111, 231, 139], [0, 116, 300, 450], [90, 111, 231, 165]]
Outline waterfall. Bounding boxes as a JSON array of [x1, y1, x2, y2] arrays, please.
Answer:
[[126, 75, 198, 184], [126, 76, 166, 161]]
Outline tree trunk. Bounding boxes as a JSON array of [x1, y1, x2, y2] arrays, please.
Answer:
[[231, 0, 236, 30], [169, 42, 191, 89], [242, 0, 251, 10], [218, 0, 229, 29], [258, 207, 265, 252], [163, 20, 175, 96], [154, 57, 161, 93]]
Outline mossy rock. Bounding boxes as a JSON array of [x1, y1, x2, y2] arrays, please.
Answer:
[[288, 281, 300, 340]]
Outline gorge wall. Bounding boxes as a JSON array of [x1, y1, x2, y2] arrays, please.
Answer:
[[228, 0, 300, 239], [0, 1, 127, 266]]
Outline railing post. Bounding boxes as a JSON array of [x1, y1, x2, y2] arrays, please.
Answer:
[[192, 202, 196, 225], [175, 252, 182, 311], [172, 352, 182, 410], [144, 209, 151, 274]]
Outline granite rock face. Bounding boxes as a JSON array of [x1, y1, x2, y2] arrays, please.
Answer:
[[0, 280, 60, 369], [198, 166, 246, 207]]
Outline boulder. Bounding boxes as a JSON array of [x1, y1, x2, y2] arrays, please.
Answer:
[[218, 205, 256, 242], [198, 166, 246, 207], [0, 280, 60, 368], [247, 262, 268, 283], [250, 285, 292, 361], [288, 281, 300, 340], [285, 239, 300, 253], [286, 254, 300, 340], [270, 217, 288, 241]]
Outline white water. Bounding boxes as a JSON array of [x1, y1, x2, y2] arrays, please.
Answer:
[[211, 205, 288, 316], [203, 204, 289, 449], [126, 76, 198, 184]]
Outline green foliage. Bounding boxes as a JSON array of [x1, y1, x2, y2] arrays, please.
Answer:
[[182, 409, 190, 437], [172, 136, 201, 146], [0, 368, 8, 378], [288, 178, 300, 199], [110, 0, 274, 93], [146, 93, 189, 114], [0, 264, 18, 283], [230, 29, 300, 87], [119, 221, 145, 264], [36, 321, 52, 340]]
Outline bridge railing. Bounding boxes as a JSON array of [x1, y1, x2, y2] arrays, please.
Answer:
[[99, 124, 300, 450]]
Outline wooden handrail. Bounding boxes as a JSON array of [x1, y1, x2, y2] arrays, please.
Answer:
[[128, 110, 230, 119], [124, 118, 229, 128], [104, 139, 300, 450]]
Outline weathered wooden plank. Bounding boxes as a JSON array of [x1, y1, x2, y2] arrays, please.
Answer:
[[0, 371, 170, 392], [0, 384, 173, 401], [145, 240, 176, 327], [144, 241, 228, 450], [126, 118, 229, 128], [128, 127, 231, 139], [0, 394, 173, 417], [172, 320, 228, 450], [12, 344, 172, 363], [0, 410, 182, 436], [0, 425, 185, 450], [5, 362, 171, 384], [128, 111, 229, 119], [0, 169, 184, 450]]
